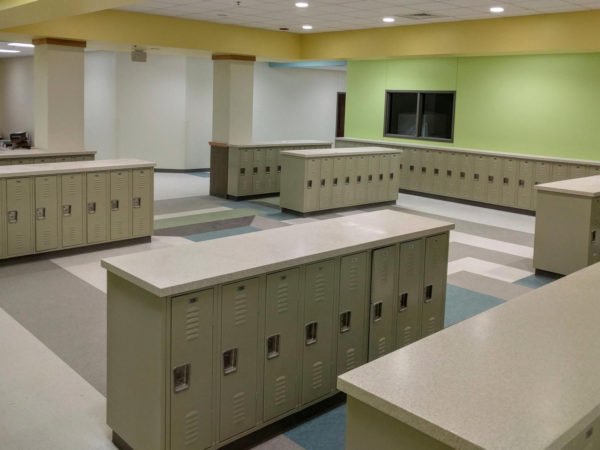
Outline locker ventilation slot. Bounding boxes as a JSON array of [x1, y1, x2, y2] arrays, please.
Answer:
[[274, 376, 288, 405], [344, 348, 356, 372], [377, 337, 386, 356], [311, 361, 323, 390], [231, 392, 246, 424], [184, 305, 201, 340], [183, 411, 200, 446]]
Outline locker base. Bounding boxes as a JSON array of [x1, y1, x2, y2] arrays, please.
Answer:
[[225, 192, 280, 201], [112, 431, 133, 450], [282, 200, 396, 217], [534, 268, 564, 279]]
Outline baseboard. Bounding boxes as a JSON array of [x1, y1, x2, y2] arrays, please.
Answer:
[[154, 168, 210, 173]]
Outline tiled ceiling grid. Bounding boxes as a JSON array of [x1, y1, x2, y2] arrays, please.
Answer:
[[117, 0, 600, 32]]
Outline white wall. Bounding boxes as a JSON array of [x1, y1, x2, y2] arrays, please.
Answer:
[[252, 63, 346, 143], [185, 57, 213, 168], [0, 56, 34, 139]]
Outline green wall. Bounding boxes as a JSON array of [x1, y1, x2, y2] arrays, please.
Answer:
[[345, 53, 600, 161]]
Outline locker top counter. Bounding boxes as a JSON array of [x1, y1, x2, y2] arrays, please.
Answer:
[[280, 146, 402, 158], [101, 209, 454, 297], [0, 158, 155, 178], [535, 175, 600, 197], [338, 262, 600, 450], [0, 148, 97, 160], [210, 140, 332, 148]]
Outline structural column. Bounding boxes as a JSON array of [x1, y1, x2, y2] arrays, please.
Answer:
[[33, 37, 86, 151]]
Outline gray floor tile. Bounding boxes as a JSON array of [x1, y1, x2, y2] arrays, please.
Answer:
[[252, 435, 305, 450], [448, 271, 533, 301], [155, 215, 254, 237], [154, 195, 225, 215], [449, 242, 534, 272], [251, 215, 290, 230]]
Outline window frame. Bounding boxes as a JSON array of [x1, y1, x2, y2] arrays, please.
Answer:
[[383, 90, 456, 143]]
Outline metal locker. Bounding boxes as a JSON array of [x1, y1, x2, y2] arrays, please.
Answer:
[[570, 164, 587, 180], [368, 245, 396, 361], [235, 149, 253, 196], [431, 151, 447, 195], [319, 158, 333, 211], [367, 154, 380, 202], [387, 153, 400, 201], [264, 268, 301, 422], [0, 179, 6, 258], [170, 289, 214, 450], [457, 153, 474, 199], [422, 234, 449, 337], [61, 174, 84, 248], [87, 172, 109, 244], [591, 199, 600, 264], [406, 149, 420, 191], [302, 259, 335, 405], [132, 169, 152, 237], [487, 156, 502, 205], [516, 160, 534, 210], [420, 150, 434, 193], [396, 240, 424, 349], [472, 155, 489, 203], [501, 158, 518, 207], [220, 278, 260, 441], [444, 152, 459, 198], [6, 177, 33, 257], [376, 154, 390, 202], [252, 148, 266, 195], [332, 157, 345, 208], [533, 162, 551, 209], [343, 156, 356, 206], [551, 163, 569, 181], [265, 148, 278, 193], [355, 156, 368, 204], [303, 159, 320, 212], [397, 149, 409, 190], [587, 166, 600, 177], [35, 175, 59, 252], [337, 252, 368, 375], [110, 170, 132, 240]]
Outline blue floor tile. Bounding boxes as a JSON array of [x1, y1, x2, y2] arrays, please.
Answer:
[[186, 226, 260, 242], [514, 273, 559, 289], [188, 171, 210, 178], [444, 284, 505, 328], [285, 405, 346, 450]]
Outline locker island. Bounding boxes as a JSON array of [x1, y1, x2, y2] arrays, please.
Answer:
[[101, 209, 454, 450]]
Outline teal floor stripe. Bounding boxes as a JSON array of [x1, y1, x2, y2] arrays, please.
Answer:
[[186, 225, 260, 242], [444, 284, 505, 328], [514, 273, 559, 289], [285, 405, 346, 450], [188, 171, 210, 178]]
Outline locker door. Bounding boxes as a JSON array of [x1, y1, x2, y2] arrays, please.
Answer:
[[264, 268, 301, 422], [387, 153, 400, 201], [220, 278, 259, 441], [265, 149, 278, 193], [132, 168, 153, 237], [551, 162, 569, 181], [487, 156, 502, 205], [35, 175, 59, 252], [407, 149, 420, 191], [170, 289, 214, 450], [110, 170, 132, 240], [444, 152, 459, 198], [431, 151, 447, 195], [61, 174, 84, 248], [302, 260, 335, 405], [303, 158, 320, 212], [377, 154, 390, 201], [591, 198, 600, 265], [332, 157, 345, 207], [0, 180, 5, 258], [457, 153, 474, 199], [337, 252, 368, 375], [6, 177, 33, 257], [319, 158, 333, 211], [472, 155, 489, 203], [252, 148, 266, 194], [398, 149, 409, 189], [367, 155, 379, 202], [343, 156, 356, 206], [238, 149, 253, 196], [87, 172, 109, 244], [533, 162, 551, 209], [422, 234, 449, 338], [570, 164, 587, 180], [274, 150, 283, 192], [501, 158, 518, 207], [397, 240, 424, 349], [516, 160, 534, 210], [420, 150, 434, 193], [368, 245, 396, 361], [587, 165, 600, 177], [355, 156, 368, 204]]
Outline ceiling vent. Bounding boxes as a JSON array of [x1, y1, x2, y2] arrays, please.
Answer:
[[399, 12, 443, 20]]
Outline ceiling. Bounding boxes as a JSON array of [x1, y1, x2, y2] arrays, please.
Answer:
[[117, 0, 600, 33]]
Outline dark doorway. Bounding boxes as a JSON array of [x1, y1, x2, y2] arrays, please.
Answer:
[[336, 92, 346, 137]]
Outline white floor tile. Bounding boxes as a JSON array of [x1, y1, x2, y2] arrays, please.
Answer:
[[154, 172, 210, 200], [282, 217, 320, 224], [448, 257, 532, 283], [450, 230, 534, 258], [154, 206, 230, 220]]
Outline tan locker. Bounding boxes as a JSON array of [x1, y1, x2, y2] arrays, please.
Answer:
[[61, 174, 84, 248], [472, 155, 489, 203], [319, 158, 333, 211], [343, 156, 357, 206], [377, 154, 390, 202], [0, 179, 6, 258], [367, 154, 380, 202], [457, 153, 474, 199], [368, 245, 396, 361], [422, 234, 448, 337], [265, 148, 278, 193], [501, 158, 518, 207], [220, 278, 260, 441], [302, 259, 335, 405], [587, 165, 600, 176], [419, 149, 434, 193], [355, 155, 368, 205], [237, 149, 254, 196], [110, 170, 132, 240], [332, 157, 345, 208], [406, 149, 421, 191], [444, 152, 459, 198], [87, 172, 109, 244], [56, 156, 69, 162], [6, 177, 33, 257], [34, 157, 50, 163], [170, 289, 214, 450], [570, 164, 587, 179], [34, 175, 59, 252], [396, 239, 424, 349], [533, 161, 551, 209], [264, 268, 301, 422], [275, 150, 283, 192], [397, 149, 409, 189], [337, 252, 368, 375], [487, 156, 502, 205], [591, 198, 600, 265], [252, 148, 266, 195], [516, 160, 534, 210], [132, 168, 153, 237], [552, 162, 569, 181], [387, 153, 400, 200], [303, 158, 320, 212], [431, 151, 447, 195], [0, 160, 10, 166]]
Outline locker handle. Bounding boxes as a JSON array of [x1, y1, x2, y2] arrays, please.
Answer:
[[345, 176, 350, 185], [399, 293, 408, 312], [321, 179, 326, 187], [307, 180, 313, 188], [460, 172, 466, 179], [253, 167, 258, 174], [446, 170, 452, 177], [240, 168, 245, 175], [488, 175, 494, 183], [87, 202, 96, 214], [305, 321, 318, 346], [421, 167, 426, 174], [424, 285, 433, 303], [111, 199, 119, 211], [433, 168, 439, 175], [503, 177, 509, 184], [277, 165, 281, 173], [518, 179, 525, 187], [265, 166, 271, 174], [409, 165, 414, 172], [62, 205, 72, 217], [474, 173, 479, 181], [333, 178, 338, 186], [223, 348, 238, 375], [368, 175, 373, 182], [389, 173, 394, 180], [7, 210, 18, 224], [36, 207, 46, 220], [132, 197, 141, 208], [266, 334, 280, 359], [173, 363, 191, 393], [592, 230, 597, 242], [356, 175, 362, 183], [373, 302, 383, 322], [339, 311, 351, 333]]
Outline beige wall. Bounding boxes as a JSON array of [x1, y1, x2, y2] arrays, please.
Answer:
[[0, 56, 34, 140]]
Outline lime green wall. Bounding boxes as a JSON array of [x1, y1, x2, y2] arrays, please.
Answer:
[[345, 54, 600, 161]]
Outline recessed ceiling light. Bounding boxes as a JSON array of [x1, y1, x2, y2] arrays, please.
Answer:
[[382, 17, 395, 23], [7, 42, 34, 48], [302, 24, 312, 30], [295, 2, 309, 7], [0, 49, 20, 53], [490, 6, 504, 13]]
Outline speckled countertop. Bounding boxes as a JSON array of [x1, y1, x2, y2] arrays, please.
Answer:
[[0, 159, 155, 178], [101, 210, 454, 298], [535, 175, 600, 197], [281, 147, 402, 158], [0, 148, 96, 159], [338, 262, 600, 450], [227, 140, 332, 148]]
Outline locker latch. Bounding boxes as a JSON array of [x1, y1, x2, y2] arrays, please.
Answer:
[[265, 166, 271, 174], [592, 230, 597, 243], [424, 285, 434, 303], [356, 175, 362, 183], [240, 168, 245, 175], [62, 205, 72, 217], [253, 167, 258, 174], [518, 179, 525, 187], [368, 175, 373, 182], [277, 165, 281, 173], [36, 207, 46, 220], [339, 311, 351, 333], [305, 321, 318, 345], [446, 170, 452, 177], [7, 210, 17, 224], [87, 202, 96, 214], [474, 173, 479, 181], [345, 176, 350, 185], [132, 197, 141, 208], [111, 199, 120, 211], [173, 363, 191, 393], [373, 302, 383, 322], [266, 334, 280, 360], [379, 173, 384, 180], [460, 172, 466, 179], [389, 172, 394, 180], [333, 177, 338, 186], [503, 177, 509, 184], [307, 180, 313, 188], [223, 348, 238, 375], [399, 293, 408, 311], [488, 175, 494, 183], [321, 179, 326, 187]]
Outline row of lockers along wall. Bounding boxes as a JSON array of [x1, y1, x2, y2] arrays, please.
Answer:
[[168, 234, 448, 449], [228, 145, 330, 197], [0, 154, 95, 165], [0, 169, 153, 259]]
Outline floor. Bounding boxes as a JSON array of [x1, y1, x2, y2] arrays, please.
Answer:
[[0, 172, 558, 450]]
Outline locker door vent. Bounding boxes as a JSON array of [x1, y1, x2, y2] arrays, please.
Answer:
[[376, 337, 386, 356], [274, 375, 288, 406], [183, 411, 200, 446], [184, 305, 201, 340], [312, 272, 327, 303], [310, 361, 324, 390], [344, 348, 356, 372], [231, 392, 247, 424], [276, 285, 290, 314], [400, 326, 414, 347], [425, 317, 436, 336], [233, 293, 248, 326]]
